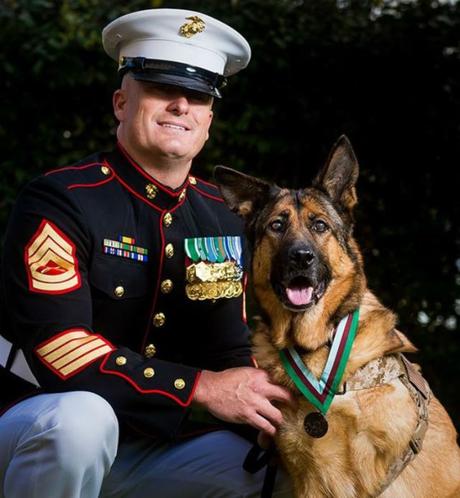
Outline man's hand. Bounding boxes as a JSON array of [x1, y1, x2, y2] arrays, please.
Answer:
[[193, 367, 295, 436]]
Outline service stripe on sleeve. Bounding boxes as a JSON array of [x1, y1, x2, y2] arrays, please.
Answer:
[[35, 329, 114, 379], [25, 219, 81, 294]]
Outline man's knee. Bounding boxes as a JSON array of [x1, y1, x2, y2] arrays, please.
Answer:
[[22, 391, 119, 472]]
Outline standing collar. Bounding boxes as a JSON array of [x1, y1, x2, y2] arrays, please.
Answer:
[[104, 142, 196, 211]]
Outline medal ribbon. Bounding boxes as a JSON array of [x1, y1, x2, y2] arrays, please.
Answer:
[[185, 236, 242, 264], [279, 309, 359, 415]]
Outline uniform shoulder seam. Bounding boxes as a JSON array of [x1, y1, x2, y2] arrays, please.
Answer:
[[194, 176, 219, 190], [190, 184, 224, 203], [44, 161, 115, 190], [44, 161, 105, 176]]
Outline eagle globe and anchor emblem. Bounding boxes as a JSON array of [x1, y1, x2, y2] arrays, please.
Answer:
[[179, 16, 206, 38]]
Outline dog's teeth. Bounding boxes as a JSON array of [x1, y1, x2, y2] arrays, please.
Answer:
[[287, 287, 313, 306]]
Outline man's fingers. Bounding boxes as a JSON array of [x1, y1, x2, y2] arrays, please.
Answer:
[[256, 398, 284, 428], [263, 383, 296, 406], [251, 412, 277, 436]]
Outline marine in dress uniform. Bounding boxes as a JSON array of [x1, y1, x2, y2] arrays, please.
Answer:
[[0, 142, 253, 436], [0, 9, 293, 498]]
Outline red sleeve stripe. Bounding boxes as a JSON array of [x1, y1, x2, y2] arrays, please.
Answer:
[[35, 329, 114, 380], [100, 356, 201, 407]]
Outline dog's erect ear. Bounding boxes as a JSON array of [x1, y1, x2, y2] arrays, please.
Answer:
[[214, 166, 276, 220], [313, 135, 359, 213]]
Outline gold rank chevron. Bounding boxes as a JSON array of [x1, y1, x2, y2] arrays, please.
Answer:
[[25, 219, 81, 294], [35, 329, 114, 379]]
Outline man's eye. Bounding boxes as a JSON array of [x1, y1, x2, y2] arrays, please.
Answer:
[[269, 220, 285, 233], [312, 220, 329, 233]]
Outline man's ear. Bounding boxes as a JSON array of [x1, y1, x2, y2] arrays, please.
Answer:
[[113, 88, 126, 121], [312, 135, 359, 214], [214, 166, 278, 220]]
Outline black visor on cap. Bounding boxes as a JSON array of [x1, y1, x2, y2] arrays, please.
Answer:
[[119, 57, 227, 98]]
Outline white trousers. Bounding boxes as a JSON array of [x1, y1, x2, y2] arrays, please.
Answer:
[[0, 392, 293, 498]]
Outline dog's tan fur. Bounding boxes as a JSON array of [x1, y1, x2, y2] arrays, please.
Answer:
[[253, 293, 460, 497], [215, 136, 460, 497]]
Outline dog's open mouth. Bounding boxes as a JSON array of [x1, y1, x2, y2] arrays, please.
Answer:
[[276, 277, 326, 311]]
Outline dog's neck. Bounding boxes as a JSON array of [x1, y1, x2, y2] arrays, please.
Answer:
[[260, 289, 363, 353], [259, 289, 415, 365]]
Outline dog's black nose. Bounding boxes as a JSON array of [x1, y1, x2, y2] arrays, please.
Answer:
[[290, 247, 315, 267]]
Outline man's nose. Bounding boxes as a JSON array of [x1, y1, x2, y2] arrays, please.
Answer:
[[167, 96, 189, 115]]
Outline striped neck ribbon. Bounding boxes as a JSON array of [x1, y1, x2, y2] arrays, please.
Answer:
[[279, 309, 360, 415]]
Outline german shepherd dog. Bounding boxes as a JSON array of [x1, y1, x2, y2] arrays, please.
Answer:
[[214, 136, 460, 497]]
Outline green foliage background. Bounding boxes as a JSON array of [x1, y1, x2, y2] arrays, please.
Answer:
[[1, 0, 459, 430]]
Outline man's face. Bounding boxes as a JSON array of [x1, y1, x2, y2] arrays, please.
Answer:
[[113, 76, 214, 166]]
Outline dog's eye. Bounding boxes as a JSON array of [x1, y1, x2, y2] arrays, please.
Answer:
[[312, 220, 329, 233], [269, 220, 285, 233]]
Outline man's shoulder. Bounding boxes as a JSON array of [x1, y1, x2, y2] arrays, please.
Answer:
[[187, 174, 245, 232], [188, 175, 224, 203], [42, 151, 112, 189]]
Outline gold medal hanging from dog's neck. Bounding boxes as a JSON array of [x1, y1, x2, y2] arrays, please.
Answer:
[[279, 309, 360, 437]]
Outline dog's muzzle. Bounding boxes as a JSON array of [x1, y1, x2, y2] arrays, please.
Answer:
[[271, 243, 330, 311]]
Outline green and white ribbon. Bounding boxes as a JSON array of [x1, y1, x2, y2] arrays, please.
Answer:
[[279, 309, 360, 415]]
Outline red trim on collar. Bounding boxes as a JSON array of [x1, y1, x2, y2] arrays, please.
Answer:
[[112, 169, 162, 213], [110, 161, 188, 213], [117, 142, 189, 197]]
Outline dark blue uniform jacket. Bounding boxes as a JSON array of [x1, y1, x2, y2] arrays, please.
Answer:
[[0, 144, 253, 439]]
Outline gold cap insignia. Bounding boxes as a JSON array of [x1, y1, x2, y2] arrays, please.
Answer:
[[179, 16, 206, 38]]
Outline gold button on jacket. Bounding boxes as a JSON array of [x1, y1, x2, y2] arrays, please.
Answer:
[[144, 367, 155, 378], [174, 378, 186, 390], [115, 356, 127, 366], [144, 344, 156, 358], [153, 312, 166, 327], [163, 212, 173, 227], [160, 279, 173, 294], [165, 243, 174, 258], [145, 183, 158, 199], [101, 165, 111, 176], [114, 285, 125, 298]]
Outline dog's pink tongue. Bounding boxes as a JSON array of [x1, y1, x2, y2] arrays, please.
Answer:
[[286, 286, 313, 306]]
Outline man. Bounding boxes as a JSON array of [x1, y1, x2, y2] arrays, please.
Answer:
[[0, 8, 293, 498]]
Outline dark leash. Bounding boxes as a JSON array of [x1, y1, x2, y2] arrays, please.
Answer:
[[243, 443, 278, 498]]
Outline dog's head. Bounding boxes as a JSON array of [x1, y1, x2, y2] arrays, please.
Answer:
[[215, 135, 365, 325]]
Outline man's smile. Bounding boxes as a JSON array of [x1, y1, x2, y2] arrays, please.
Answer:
[[158, 120, 190, 131]]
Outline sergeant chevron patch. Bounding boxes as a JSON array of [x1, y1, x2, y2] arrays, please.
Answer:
[[35, 329, 114, 379], [25, 219, 81, 294]]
